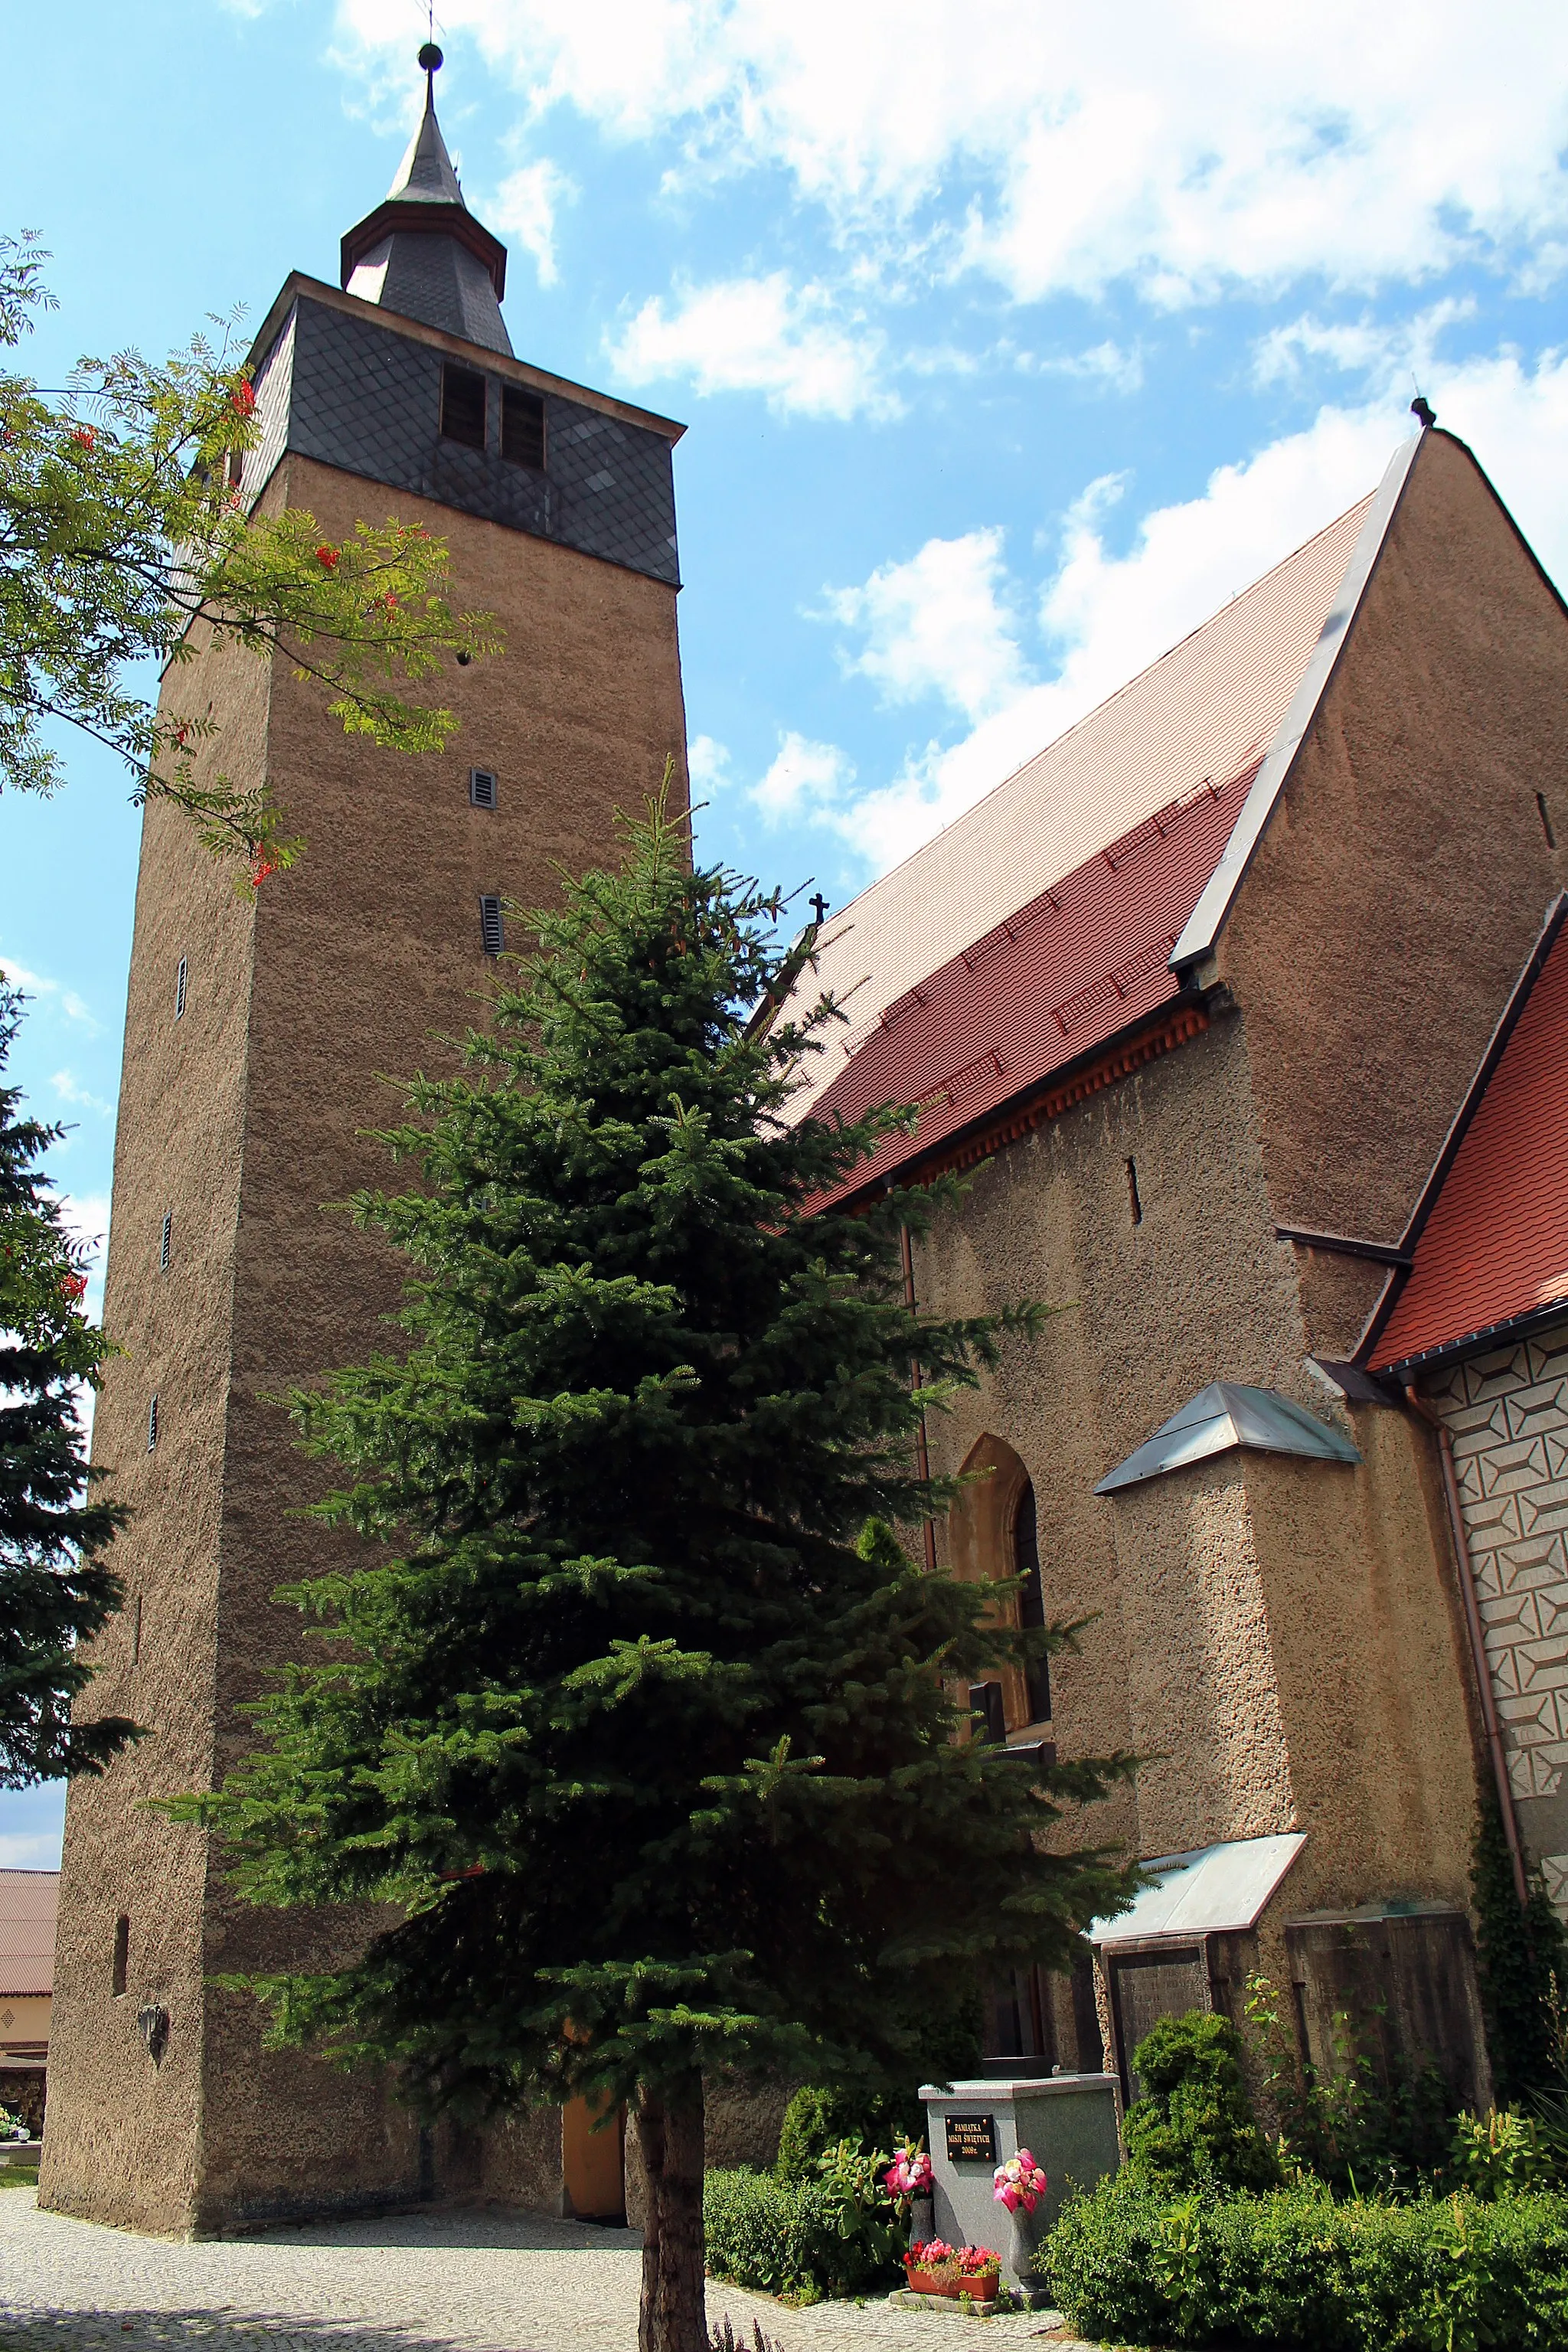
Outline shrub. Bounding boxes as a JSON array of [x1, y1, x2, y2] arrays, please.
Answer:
[[1122, 2011, 1281, 2194], [1243, 1971, 1454, 2190], [775, 2089, 858, 2185], [1449, 2105, 1561, 2197], [1040, 2172, 1568, 2350], [1472, 1798, 1568, 2105], [704, 2163, 901, 2301]]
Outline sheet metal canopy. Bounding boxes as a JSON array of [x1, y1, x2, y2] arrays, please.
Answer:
[[1095, 1380, 1361, 1494], [1086, 1833, 1306, 1945]]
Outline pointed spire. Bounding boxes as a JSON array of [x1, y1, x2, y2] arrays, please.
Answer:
[[340, 46, 513, 358], [388, 51, 466, 207]]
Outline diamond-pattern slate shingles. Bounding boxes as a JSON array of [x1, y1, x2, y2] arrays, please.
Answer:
[[273, 298, 678, 587], [1432, 1328, 1568, 1860]]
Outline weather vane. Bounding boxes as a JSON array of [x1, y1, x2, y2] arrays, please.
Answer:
[[419, 2, 443, 77]]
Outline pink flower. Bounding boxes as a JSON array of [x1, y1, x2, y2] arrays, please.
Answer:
[[956, 2246, 1000, 2275], [884, 2145, 935, 2199], [992, 2148, 1047, 2215]]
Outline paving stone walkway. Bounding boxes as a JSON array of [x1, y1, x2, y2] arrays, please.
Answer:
[[0, 2194, 1097, 2352]]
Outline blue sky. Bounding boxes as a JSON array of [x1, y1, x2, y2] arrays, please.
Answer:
[[4, 0, 1568, 1863]]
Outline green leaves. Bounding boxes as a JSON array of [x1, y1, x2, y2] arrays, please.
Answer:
[[0, 237, 498, 877], [0, 978, 136, 1783]]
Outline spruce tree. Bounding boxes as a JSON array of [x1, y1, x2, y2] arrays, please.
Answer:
[[0, 982, 134, 1782], [188, 804, 1137, 2352]]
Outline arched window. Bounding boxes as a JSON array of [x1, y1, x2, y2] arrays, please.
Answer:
[[947, 1434, 1054, 1737], [1014, 1479, 1051, 1729]]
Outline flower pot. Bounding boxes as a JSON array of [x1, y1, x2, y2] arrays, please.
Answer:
[[905, 2268, 998, 2301]]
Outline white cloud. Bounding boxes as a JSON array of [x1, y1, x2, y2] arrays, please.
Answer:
[[1253, 299, 1477, 393], [607, 273, 896, 420], [751, 730, 856, 825], [50, 1070, 113, 1120], [821, 528, 1024, 722], [1041, 341, 1145, 395], [0, 1830, 63, 1869], [334, 3, 1568, 305], [0, 956, 97, 1031], [488, 158, 575, 286], [687, 733, 732, 799], [808, 343, 1568, 873]]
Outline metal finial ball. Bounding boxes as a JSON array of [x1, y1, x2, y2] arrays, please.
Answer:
[[418, 42, 443, 71]]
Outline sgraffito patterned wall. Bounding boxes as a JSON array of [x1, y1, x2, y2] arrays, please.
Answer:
[[1430, 1321, 1568, 1921]]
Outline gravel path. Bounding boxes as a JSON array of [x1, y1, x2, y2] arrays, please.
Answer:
[[0, 2192, 1096, 2352]]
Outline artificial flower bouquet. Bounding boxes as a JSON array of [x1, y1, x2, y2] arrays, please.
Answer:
[[992, 2146, 1047, 2214], [904, 2239, 1002, 2299], [883, 2143, 935, 2201]]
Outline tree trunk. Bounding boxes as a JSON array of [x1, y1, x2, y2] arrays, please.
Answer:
[[635, 2074, 707, 2352]]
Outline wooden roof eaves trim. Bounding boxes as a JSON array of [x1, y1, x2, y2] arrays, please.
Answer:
[[1354, 890, 1568, 1367], [1171, 430, 1423, 974], [825, 990, 1213, 1213]]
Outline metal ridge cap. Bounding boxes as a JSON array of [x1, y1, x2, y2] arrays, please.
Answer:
[[1171, 430, 1423, 972], [1369, 1289, 1568, 1381]]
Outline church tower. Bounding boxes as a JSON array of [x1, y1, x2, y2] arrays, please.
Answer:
[[41, 52, 688, 2235]]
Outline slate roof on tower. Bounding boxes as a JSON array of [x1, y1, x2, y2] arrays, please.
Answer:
[[1359, 897, 1568, 1375], [784, 437, 1426, 1207], [341, 55, 512, 356]]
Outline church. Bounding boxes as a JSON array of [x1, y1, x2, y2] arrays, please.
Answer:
[[39, 49, 1568, 2234]]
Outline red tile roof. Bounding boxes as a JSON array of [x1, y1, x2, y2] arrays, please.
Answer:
[[1366, 900, 1568, 1372], [0, 1871, 57, 1998], [785, 485, 1382, 1124], [804, 763, 1256, 1207]]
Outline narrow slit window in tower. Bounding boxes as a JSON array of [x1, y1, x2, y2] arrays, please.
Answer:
[[1015, 1478, 1052, 1726], [469, 769, 498, 810], [131, 1594, 142, 1668], [441, 364, 487, 449], [147, 1394, 159, 1452], [1538, 792, 1557, 849], [1126, 1156, 1143, 1226], [159, 1211, 172, 1272], [112, 1915, 129, 1998], [175, 956, 188, 1020], [479, 896, 505, 956], [501, 387, 545, 469]]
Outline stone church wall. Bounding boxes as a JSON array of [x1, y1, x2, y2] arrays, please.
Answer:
[[911, 998, 1478, 1976]]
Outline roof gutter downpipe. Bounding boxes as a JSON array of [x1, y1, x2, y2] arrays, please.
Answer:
[[899, 1223, 939, 1576], [1401, 1379, 1530, 1912]]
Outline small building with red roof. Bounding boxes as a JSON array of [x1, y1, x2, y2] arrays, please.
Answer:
[[0, 1870, 57, 2135], [1357, 898, 1568, 1919], [774, 421, 1568, 2099]]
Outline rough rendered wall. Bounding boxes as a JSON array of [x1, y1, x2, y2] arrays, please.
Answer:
[[1214, 430, 1568, 1358], [41, 626, 264, 2233], [195, 456, 688, 2227], [44, 449, 688, 2236], [913, 1007, 1477, 1917]]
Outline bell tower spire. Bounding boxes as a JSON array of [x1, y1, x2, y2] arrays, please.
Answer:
[[341, 44, 512, 356]]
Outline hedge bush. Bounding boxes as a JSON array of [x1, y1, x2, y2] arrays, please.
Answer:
[[1122, 2011, 1281, 2194], [704, 2167, 900, 2301], [1039, 2174, 1568, 2350]]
